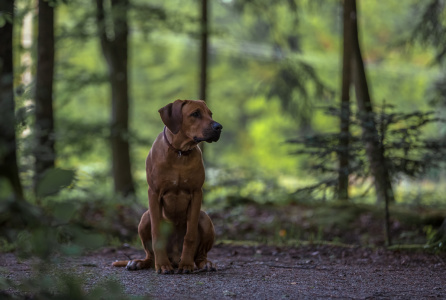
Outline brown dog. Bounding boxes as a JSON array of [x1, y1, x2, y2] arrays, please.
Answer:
[[112, 99, 222, 274]]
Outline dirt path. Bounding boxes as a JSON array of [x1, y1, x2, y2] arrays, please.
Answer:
[[2, 244, 445, 299]]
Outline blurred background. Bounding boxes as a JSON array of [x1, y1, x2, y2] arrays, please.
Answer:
[[1, 0, 446, 254]]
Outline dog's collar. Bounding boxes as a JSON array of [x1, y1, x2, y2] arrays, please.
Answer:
[[163, 126, 195, 157]]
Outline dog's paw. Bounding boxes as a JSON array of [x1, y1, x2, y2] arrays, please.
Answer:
[[197, 260, 217, 272], [178, 261, 195, 274], [125, 259, 151, 271], [155, 262, 174, 275], [126, 260, 140, 270]]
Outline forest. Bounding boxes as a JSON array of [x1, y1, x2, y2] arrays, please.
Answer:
[[1, 0, 446, 298]]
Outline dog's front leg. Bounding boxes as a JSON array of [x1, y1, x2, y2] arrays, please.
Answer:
[[178, 189, 202, 274], [148, 188, 173, 274]]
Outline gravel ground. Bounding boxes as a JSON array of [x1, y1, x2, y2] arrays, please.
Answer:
[[1, 244, 445, 299]]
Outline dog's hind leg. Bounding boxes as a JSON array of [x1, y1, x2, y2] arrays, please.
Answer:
[[124, 210, 154, 270]]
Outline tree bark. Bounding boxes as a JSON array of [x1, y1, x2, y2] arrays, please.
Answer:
[[96, 0, 135, 197], [0, 0, 24, 200], [34, 0, 56, 190], [349, 0, 394, 245], [199, 0, 208, 102], [199, 0, 209, 155], [338, 0, 354, 201]]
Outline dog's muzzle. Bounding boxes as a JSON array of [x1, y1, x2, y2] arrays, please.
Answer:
[[195, 121, 223, 143]]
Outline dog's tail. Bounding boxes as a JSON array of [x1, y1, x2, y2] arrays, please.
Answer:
[[112, 260, 129, 267]]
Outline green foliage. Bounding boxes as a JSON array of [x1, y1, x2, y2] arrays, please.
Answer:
[[426, 219, 446, 251], [288, 104, 446, 201], [0, 175, 142, 298], [3, 0, 446, 296], [0, 11, 13, 27], [409, 0, 446, 65], [0, 196, 108, 259], [210, 201, 446, 248], [4, 0, 445, 260], [33, 0, 441, 205], [36, 168, 76, 198]]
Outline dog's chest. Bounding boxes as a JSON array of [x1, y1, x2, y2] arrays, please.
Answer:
[[155, 161, 204, 223], [151, 157, 205, 192], [165, 165, 204, 191]]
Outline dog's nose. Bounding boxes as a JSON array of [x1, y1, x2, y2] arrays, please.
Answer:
[[212, 122, 223, 131]]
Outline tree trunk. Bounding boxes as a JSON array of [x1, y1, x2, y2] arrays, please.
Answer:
[[349, 0, 394, 245], [0, 0, 24, 200], [199, 0, 209, 156], [199, 0, 208, 102], [337, 0, 354, 201], [96, 0, 135, 197], [34, 0, 56, 190]]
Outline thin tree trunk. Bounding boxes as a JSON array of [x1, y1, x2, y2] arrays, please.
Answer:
[[34, 0, 55, 190], [0, 0, 24, 200], [199, 0, 208, 102], [349, 0, 393, 245], [338, 0, 354, 201], [199, 0, 209, 155], [96, 0, 135, 197]]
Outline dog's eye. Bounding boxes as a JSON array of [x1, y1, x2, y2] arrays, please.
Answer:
[[190, 111, 201, 118]]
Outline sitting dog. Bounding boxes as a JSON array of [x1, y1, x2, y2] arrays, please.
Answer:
[[113, 99, 222, 274]]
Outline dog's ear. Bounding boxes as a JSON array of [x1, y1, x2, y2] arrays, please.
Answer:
[[158, 100, 185, 134]]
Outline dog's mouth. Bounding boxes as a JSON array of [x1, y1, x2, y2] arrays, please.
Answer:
[[194, 132, 221, 143], [194, 124, 222, 143], [206, 133, 221, 143]]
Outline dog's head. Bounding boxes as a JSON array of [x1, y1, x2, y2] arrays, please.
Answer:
[[159, 99, 222, 143]]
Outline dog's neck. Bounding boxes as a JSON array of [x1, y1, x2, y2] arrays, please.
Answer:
[[163, 126, 196, 157]]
